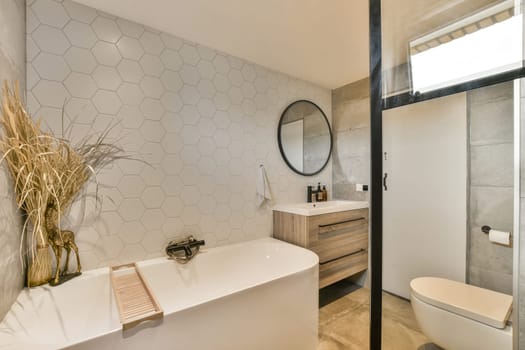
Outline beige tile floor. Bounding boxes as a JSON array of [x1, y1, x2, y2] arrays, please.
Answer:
[[318, 288, 442, 350]]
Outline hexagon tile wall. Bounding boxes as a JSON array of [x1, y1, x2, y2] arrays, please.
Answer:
[[27, 0, 332, 269]]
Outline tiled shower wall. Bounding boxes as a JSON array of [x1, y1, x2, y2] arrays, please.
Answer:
[[467, 82, 514, 295], [331, 78, 370, 201], [0, 0, 26, 321], [27, 0, 331, 269]]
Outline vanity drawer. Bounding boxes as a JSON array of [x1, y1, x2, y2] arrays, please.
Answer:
[[308, 209, 368, 263], [319, 249, 368, 288]]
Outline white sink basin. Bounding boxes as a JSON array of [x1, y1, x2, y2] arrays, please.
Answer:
[[273, 200, 368, 216]]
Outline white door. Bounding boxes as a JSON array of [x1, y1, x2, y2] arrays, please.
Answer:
[[383, 93, 467, 298]]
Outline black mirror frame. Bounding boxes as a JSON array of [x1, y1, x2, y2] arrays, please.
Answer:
[[277, 99, 333, 176]]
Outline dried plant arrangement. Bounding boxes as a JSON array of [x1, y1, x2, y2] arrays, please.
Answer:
[[0, 81, 126, 286]]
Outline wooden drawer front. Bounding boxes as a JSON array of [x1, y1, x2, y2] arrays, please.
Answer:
[[308, 209, 368, 263], [319, 250, 368, 288]]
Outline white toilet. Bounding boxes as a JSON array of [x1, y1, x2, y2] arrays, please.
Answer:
[[410, 277, 513, 350]]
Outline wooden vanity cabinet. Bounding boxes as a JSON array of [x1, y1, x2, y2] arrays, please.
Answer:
[[273, 208, 369, 288]]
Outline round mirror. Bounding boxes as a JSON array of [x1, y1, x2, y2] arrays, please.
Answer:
[[278, 100, 332, 176]]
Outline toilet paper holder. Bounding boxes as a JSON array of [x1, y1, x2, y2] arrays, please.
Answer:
[[481, 225, 492, 234]]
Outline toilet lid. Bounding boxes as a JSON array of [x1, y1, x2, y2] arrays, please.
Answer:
[[410, 277, 512, 329]]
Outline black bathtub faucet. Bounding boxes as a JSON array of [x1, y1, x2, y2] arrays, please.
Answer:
[[166, 236, 205, 263]]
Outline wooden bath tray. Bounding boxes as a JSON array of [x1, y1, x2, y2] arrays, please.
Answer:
[[110, 263, 163, 331]]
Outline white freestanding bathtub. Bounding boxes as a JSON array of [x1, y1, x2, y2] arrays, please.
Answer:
[[0, 238, 319, 350]]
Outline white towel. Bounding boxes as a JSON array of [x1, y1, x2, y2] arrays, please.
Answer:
[[256, 165, 272, 207]]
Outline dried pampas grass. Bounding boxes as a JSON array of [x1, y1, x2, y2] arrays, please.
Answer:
[[0, 81, 126, 286]]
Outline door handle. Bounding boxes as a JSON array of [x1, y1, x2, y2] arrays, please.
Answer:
[[383, 172, 388, 191]]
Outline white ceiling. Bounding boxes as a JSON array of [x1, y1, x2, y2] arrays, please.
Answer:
[[73, 0, 369, 89]]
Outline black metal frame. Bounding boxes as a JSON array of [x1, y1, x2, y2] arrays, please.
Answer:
[[277, 99, 333, 176], [368, 1, 524, 349]]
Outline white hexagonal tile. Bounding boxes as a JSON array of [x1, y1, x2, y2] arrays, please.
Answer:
[[179, 165, 200, 186], [241, 99, 256, 116], [64, 47, 97, 74], [177, 105, 198, 126], [162, 154, 183, 176], [116, 36, 144, 60], [27, 7, 40, 34], [119, 244, 146, 263], [140, 186, 165, 209], [197, 156, 217, 176], [116, 18, 144, 38], [162, 175, 184, 197], [180, 145, 200, 165], [33, 25, 70, 54], [119, 198, 145, 221], [180, 185, 200, 206], [229, 158, 243, 176], [117, 83, 144, 106], [140, 142, 164, 164], [214, 205, 231, 223], [181, 206, 200, 225], [241, 82, 256, 98], [227, 139, 244, 158], [91, 16, 121, 43], [63, 1, 97, 24], [120, 128, 145, 152], [118, 175, 146, 198], [140, 119, 165, 142], [117, 105, 142, 129], [212, 55, 230, 75], [228, 56, 243, 70], [228, 86, 243, 105], [241, 64, 256, 82], [141, 230, 166, 253], [161, 132, 183, 154], [196, 98, 216, 118], [32, 80, 70, 108], [160, 49, 183, 71], [228, 69, 243, 87], [95, 235, 124, 260], [214, 111, 232, 130], [140, 76, 164, 98], [140, 166, 165, 186], [141, 208, 165, 230], [197, 195, 216, 215], [180, 125, 200, 145], [179, 44, 200, 66], [213, 92, 230, 111], [213, 148, 230, 166], [27, 36, 40, 62], [160, 70, 183, 92], [117, 59, 144, 83], [117, 156, 145, 175], [32, 0, 69, 28], [196, 44, 216, 61], [64, 21, 97, 48], [140, 98, 164, 120], [64, 72, 97, 98], [254, 77, 269, 93], [140, 54, 163, 77], [197, 137, 215, 156], [213, 129, 231, 147], [33, 52, 70, 81], [180, 65, 200, 86], [197, 118, 215, 137], [64, 97, 97, 124], [160, 112, 183, 133], [92, 90, 122, 114], [139, 31, 164, 54], [95, 211, 124, 236], [197, 79, 216, 99], [160, 92, 183, 112], [92, 41, 121, 66], [161, 196, 183, 218], [118, 221, 146, 244], [92, 66, 121, 90], [197, 60, 216, 80], [160, 33, 183, 50], [213, 74, 230, 93], [179, 85, 199, 105]]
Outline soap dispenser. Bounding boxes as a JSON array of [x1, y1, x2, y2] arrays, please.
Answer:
[[316, 182, 322, 201], [322, 185, 327, 201]]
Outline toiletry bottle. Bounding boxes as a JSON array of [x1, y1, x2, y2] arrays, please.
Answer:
[[307, 185, 313, 203], [322, 185, 327, 201], [316, 182, 322, 201]]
